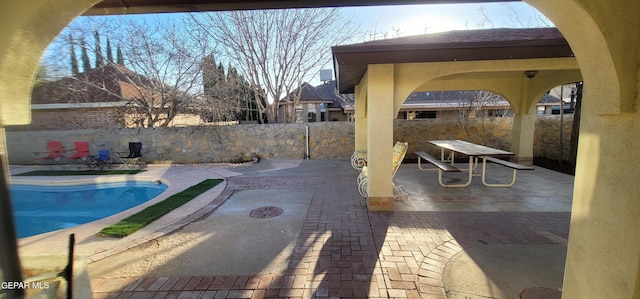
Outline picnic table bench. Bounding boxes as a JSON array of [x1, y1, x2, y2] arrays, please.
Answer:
[[482, 156, 534, 187], [415, 151, 461, 172], [416, 140, 534, 187]]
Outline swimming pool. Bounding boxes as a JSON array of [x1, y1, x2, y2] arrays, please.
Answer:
[[10, 181, 168, 238]]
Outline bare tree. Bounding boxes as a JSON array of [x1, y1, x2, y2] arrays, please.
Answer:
[[477, 4, 552, 29], [113, 17, 209, 127], [189, 8, 356, 123], [40, 16, 232, 128], [456, 90, 509, 118], [447, 90, 510, 145], [476, 5, 496, 29]]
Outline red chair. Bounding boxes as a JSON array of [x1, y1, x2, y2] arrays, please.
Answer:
[[34, 141, 64, 163], [67, 141, 91, 163]]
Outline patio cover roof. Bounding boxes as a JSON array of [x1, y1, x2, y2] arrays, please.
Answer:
[[332, 27, 574, 93], [86, 0, 514, 15]]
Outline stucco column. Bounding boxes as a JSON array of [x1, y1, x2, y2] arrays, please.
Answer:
[[354, 84, 367, 153], [511, 112, 535, 165], [510, 78, 536, 165], [366, 64, 395, 211], [0, 128, 23, 298], [525, 1, 640, 297]]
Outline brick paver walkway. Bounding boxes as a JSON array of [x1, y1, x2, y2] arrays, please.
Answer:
[[91, 170, 570, 299]]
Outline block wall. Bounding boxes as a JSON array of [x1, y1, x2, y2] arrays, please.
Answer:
[[12, 109, 123, 131], [7, 116, 573, 165]]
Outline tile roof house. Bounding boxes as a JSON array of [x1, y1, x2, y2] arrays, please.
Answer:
[[278, 82, 350, 122], [26, 64, 136, 130], [315, 81, 355, 120], [25, 63, 204, 130], [285, 79, 564, 121]]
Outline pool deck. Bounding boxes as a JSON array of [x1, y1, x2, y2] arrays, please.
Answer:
[[11, 159, 573, 298], [11, 164, 237, 260]]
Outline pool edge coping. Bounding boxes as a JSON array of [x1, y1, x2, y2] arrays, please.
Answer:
[[13, 166, 229, 264]]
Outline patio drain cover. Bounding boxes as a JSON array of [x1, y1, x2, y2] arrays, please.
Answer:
[[250, 206, 283, 219]]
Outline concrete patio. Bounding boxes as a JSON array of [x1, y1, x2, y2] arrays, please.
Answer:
[[13, 159, 572, 298]]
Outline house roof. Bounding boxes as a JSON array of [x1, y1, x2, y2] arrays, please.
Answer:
[[315, 81, 354, 110], [32, 63, 157, 105], [538, 93, 561, 103], [332, 27, 574, 93], [280, 82, 335, 104], [312, 81, 564, 113]]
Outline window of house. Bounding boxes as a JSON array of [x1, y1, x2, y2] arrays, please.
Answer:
[[308, 112, 316, 122], [415, 111, 437, 119], [487, 109, 509, 117]]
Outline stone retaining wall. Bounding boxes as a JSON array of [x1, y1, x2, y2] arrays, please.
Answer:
[[7, 115, 573, 165]]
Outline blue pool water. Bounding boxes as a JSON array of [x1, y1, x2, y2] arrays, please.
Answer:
[[10, 181, 168, 238]]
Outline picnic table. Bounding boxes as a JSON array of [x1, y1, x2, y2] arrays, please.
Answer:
[[416, 140, 533, 187]]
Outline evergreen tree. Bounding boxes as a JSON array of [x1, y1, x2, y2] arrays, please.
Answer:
[[94, 31, 103, 67], [116, 44, 125, 66], [34, 65, 50, 87], [69, 34, 79, 75], [228, 65, 258, 121], [80, 36, 91, 72], [227, 64, 236, 79], [106, 36, 113, 63], [202, 53, 220, 97], [217, 62, 225, 79]]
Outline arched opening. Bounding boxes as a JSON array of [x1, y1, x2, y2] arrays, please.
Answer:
[[525, 0, 623, 113], [396, 90, 513, 120], [2, 1, 639, 299], [524, 1, 640, 298]]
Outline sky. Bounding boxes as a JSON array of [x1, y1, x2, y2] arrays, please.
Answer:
[[44, 2, 553, 86], [117, 2, 551, 39], [323, 2, 552, 83], [343, 2, 552, 38]]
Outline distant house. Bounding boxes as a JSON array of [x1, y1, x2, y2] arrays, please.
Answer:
[[278, 82, 350, 123], [398, 90, 513, 119], [283, 80, 567, 121], [27, 64, 135, 130], [315, 81, 354, 121], [25, 63, 207, 130], [537, 84, 577, 115]]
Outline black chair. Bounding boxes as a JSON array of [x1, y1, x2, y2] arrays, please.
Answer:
[[116, 142, 144, 168]]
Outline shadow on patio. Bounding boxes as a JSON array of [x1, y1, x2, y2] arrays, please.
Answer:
[[87, 159, 572, 298]]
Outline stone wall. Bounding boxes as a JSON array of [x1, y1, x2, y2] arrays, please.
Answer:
[[533, 115, 574, 161], [397, 115, 574, 160], [7, 116, 573, 165], [394, 118, 514, 160]]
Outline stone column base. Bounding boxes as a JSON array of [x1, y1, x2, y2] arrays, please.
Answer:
[[367, 196, 394, 211]]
